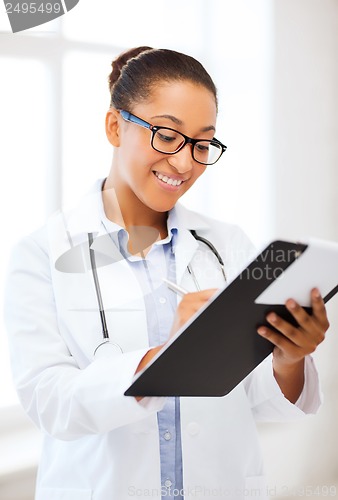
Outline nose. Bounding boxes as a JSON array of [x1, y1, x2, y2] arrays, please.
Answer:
[[167, 144, 195, 174]]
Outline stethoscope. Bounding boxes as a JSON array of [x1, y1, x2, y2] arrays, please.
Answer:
[[89, 230, 227, 356]]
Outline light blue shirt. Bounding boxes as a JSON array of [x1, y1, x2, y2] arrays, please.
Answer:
[[100, 204, 184, 500]]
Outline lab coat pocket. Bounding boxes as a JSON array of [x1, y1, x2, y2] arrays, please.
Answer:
[[244, 476, 268, 499], [36, 488, 92, 500]]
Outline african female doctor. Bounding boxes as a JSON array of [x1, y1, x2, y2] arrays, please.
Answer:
[[5, 47, 329, 500]]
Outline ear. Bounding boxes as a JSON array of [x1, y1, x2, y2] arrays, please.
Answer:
[[105, 108, 121, 147]]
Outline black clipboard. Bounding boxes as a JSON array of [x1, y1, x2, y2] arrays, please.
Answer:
[[125, 240, 338, 397]]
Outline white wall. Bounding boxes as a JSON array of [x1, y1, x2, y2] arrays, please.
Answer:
[[258, 1, 338, 497]]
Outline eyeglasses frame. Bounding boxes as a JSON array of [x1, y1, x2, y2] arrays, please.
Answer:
[[119, 110, 227, 165]]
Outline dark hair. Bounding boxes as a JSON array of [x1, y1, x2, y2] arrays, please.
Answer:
[[108, 46, 218, 111]]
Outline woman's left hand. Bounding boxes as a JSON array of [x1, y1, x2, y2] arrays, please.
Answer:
[[257, 288, 330, 402]]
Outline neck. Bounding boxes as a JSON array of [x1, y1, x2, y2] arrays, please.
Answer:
[[102, 177, 168, 240]]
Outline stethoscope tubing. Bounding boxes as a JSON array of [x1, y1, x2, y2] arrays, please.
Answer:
[[88, 230, 226, 351], [88, 232, 109, 339], [190, 229, 227, 282]]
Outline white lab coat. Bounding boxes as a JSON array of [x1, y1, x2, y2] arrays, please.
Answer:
[[4, 180, 321, 500]]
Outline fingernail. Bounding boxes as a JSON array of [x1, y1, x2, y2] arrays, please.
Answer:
[[257, 327, 267, 336], [267, 313, 277, 323], [287, 299, 297, 309], [313, 288, 320, 298]]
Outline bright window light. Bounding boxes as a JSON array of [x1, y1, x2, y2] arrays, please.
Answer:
[[61, 0, 206, 52], [0, 59, 48, 406], [62, 51, 115, 209]]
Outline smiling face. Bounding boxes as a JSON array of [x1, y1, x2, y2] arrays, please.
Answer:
[[105, 80, 217, 224]]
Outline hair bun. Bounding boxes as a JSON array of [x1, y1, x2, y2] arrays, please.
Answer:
[[108, 46, 153, 93]]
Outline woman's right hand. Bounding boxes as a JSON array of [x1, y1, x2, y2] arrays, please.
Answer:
[[169, 289, 218, 339], [135, 289, 218, 380]]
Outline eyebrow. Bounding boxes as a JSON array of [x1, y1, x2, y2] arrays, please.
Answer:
[[151, 114, 216, 133]]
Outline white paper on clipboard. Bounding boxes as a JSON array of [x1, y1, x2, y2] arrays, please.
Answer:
[[254, 238, 338, 306]]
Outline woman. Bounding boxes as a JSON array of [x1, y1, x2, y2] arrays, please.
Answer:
[[5, 47, 329, 500]]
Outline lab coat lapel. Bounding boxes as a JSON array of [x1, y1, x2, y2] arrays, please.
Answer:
[[90, 232, 125, 264], [92, 254, 149, 353], [174, 227, 199, 286], [50, 182, 149, 359], [173, 203, 209, 286]]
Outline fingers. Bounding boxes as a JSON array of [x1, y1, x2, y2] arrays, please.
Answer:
[[184, 288, 218, 301], [170, 288, 218, 337], [257, 324, 303, 355], [257, 288, 329, 360], [282, 288, 328, 346], [179, 288, 218, 314], [310, 288, 330, 331]]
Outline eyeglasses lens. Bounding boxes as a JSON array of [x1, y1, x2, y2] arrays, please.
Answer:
[[193, 141, 222, 165], [153, 130, 222, 165], [153, 130, 184, 153]]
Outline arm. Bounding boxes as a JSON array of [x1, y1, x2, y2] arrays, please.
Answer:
[[134, 288, 217, 400], [135, 288, 218, 375], [156, 283, 327, 416], [257, 288, 329, 403], [4, 233, 164, 440]]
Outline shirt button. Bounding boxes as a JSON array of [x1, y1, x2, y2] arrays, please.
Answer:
[[164, 479, 172, 488], [164, 430, 171, 441], [187, 422, 200, 436], [159, 297, 167, 304]]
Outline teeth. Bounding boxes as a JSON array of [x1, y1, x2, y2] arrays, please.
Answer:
[[155, 172, 183, 186]]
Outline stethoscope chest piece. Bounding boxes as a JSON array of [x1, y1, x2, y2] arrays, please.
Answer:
[[94, 340, 123, 358]]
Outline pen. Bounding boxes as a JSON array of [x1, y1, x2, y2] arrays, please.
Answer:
[[162, 278, 188, 297]]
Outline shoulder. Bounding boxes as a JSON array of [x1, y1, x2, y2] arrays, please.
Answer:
[[6, 179, 105, 288], [175, 203, 256, 278], [7, 224, 50, 279], [10, 222, 49, 258], [175, 202, 254, 248], [12, 178, 104, 254]]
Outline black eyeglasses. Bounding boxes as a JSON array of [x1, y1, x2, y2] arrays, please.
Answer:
[[120, 110, 227, 166]]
